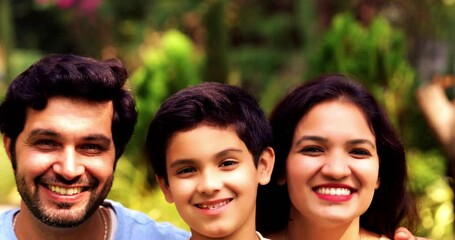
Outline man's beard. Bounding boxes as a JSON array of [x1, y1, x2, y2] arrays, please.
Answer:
[[15, 173, 113, 228]]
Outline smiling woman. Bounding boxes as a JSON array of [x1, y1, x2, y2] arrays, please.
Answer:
[[257, 74, 419, 240]]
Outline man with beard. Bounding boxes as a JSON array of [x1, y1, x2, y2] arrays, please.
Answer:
[[0, 54, 190, 240]]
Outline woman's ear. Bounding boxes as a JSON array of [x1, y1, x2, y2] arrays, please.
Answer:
[[257, 147, 275, 185], [156, 175, 174, 203]]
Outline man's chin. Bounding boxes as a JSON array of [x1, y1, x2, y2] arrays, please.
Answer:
[[36, 208, 92, 228]]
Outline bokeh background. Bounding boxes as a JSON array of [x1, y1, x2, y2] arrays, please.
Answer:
[[0, 0, 454, 239]]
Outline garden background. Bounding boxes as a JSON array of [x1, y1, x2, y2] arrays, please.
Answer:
[[0, 0, 454, 239]]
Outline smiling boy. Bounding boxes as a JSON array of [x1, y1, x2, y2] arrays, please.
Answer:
[[146, 82, 275, 240]]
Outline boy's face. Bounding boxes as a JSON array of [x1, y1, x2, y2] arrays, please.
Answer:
[[158, 125, 274, 239]]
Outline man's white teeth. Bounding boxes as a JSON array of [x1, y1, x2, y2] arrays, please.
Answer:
[[48, 185, 82, 195], [198, 199, 230, 209], [316, 187, 351, 196]]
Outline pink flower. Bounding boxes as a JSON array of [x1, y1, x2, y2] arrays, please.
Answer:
[[79, 0, 102, 13], [56, 0, 75, 9]]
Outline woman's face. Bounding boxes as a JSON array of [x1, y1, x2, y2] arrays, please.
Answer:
[[286, 100, 379, 227]]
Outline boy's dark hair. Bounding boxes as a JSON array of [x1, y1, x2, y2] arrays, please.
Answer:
[[146, 82, 272, 184], [0, 54, 137, 168], [256, 74, 419, 238]]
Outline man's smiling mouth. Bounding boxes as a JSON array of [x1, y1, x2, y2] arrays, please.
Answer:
[[46, 184, 84, 195]]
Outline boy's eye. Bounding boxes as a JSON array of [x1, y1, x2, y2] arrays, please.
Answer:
[[177, 167, 196, 175], [219, 160, 237, 168]]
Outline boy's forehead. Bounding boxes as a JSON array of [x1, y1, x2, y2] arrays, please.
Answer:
[[165, 124, 253, 161]]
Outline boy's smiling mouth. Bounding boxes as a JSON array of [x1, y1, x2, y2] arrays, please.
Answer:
[[195, 198, 233, 210]]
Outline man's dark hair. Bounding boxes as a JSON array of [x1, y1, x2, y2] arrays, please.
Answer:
[[0, 54, 137, 168]]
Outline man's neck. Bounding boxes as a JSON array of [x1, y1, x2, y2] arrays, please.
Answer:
[[15, 203, 108, 240]]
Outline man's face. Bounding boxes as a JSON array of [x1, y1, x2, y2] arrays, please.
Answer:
[[4, 96, 116, 227]]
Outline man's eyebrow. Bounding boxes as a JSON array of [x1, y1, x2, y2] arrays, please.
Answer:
[[27, 129, 111, 145], [28, 129, 59, 138], [82, 134, 112, 145]]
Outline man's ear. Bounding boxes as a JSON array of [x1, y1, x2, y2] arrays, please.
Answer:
[[156, 175, 174, 203], [3, 135, 12, 161], [257, 147, 275, 185]]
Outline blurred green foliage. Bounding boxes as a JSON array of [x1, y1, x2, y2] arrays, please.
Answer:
[[408, 150, 453, 239], [129, 29, 202, 158]]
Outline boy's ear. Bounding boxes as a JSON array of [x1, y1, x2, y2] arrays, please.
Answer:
[[3, 135, 12, 161], [257, 147, 275, 185], [156, 175, 174, 203]]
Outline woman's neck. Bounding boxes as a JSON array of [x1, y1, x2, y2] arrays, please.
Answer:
[[286, 211, 361, 240]]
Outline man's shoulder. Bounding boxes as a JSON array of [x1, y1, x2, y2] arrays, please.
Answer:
[[0, 208, 19, 239], [104, 200, 190, 240]]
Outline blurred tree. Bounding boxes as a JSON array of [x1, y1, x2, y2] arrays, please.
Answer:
[[129, 29, 202, 184], [0, 0, 14, 84], [203, 0, 228, 83]]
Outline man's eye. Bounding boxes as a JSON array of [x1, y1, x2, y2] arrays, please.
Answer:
[[34, 139, 59, 150], [79, 144, 105, 153]]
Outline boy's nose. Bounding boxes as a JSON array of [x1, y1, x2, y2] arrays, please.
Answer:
[[197, 169, 222, 195]]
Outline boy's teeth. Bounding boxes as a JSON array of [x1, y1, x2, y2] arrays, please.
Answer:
[[48, 185, 82, 195], [316, 187, 351, 196], [198, 199, 230, 209]]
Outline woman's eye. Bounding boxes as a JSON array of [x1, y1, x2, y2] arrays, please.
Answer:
[[299, 146, 323, 155], [350, 148, 371, 157]]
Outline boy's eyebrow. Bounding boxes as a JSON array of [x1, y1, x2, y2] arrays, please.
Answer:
[[169, 159, 195, 169], [215, 148, 243, 158], [168, 148, 244, 169]]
